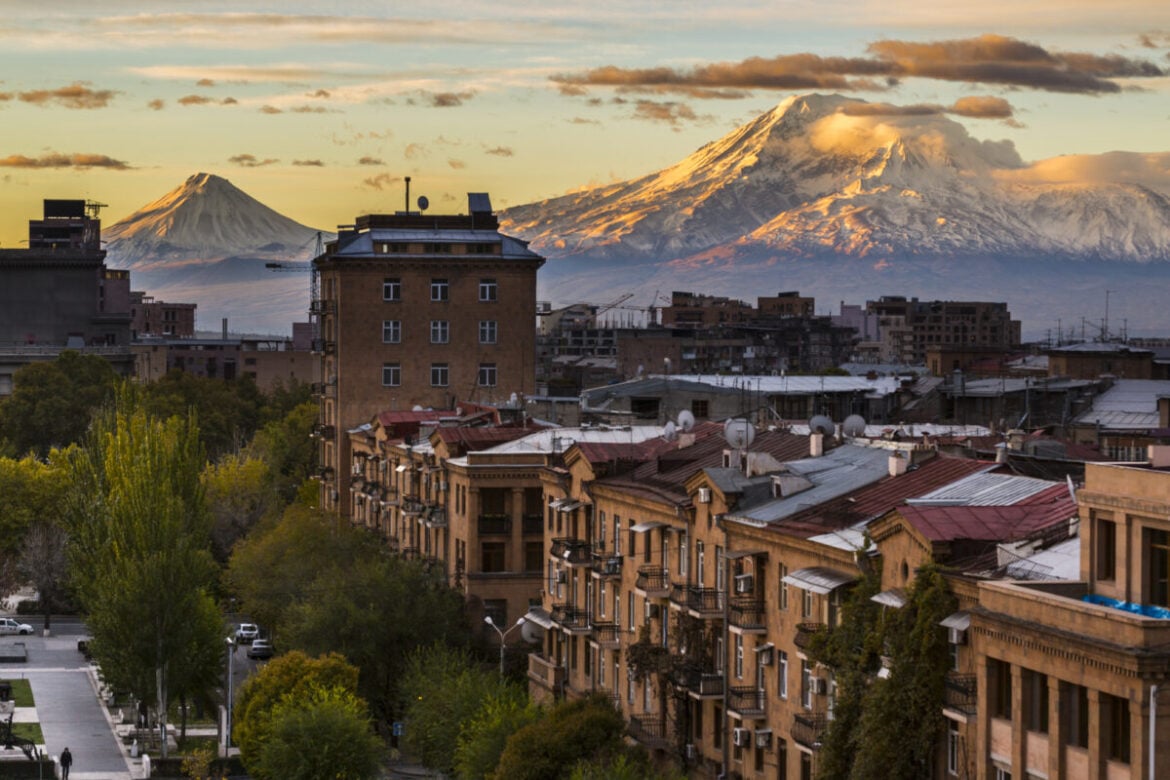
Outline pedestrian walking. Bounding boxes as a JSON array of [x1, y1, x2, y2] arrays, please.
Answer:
[[60, 746, 73, 779]]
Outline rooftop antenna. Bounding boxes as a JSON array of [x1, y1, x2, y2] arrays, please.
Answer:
[[404, 176, 411, 214]]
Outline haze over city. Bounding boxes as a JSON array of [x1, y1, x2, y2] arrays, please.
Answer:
[[3, 0, 1170, 248]]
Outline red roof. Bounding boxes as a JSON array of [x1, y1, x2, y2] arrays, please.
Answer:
[[433, 426, 533, 452], [898, 490, 1076, 544], [377, 409, 453, 426]]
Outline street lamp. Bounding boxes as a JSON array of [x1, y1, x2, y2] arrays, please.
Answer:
[[484, 615, 526, 677], [224, 636, 235, 753]]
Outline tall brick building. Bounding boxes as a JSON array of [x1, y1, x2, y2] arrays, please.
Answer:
[[313, 192, 544, 511]]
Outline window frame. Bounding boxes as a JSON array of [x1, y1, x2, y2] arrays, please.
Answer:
[[430, 320, 450, 344], [479, 320, 498, 344], [430, 363, 449, 387], [382, 319, 401, 344], [381, 363, 401, 387], [382, 277, 401, 302], [478, 278, 498, 302], [478, 363, 497, 387], [430, 278, 449, 302]]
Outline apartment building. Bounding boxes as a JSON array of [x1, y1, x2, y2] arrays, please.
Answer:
[[866, 297, 1021, 367], [313, 192, 544, 512]]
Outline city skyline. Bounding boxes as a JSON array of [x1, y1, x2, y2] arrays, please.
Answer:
[[2, 1, 1170, 249]]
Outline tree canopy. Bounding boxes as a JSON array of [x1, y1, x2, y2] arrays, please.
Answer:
[[0, 351, 119, 457]]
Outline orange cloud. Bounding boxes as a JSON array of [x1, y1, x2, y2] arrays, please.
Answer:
[[18, 82, 117, 109], [0, 152, 131, 169], [229, 153, 278, 167]]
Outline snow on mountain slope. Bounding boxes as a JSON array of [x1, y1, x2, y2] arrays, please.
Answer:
[[104, 173, 323, 269]]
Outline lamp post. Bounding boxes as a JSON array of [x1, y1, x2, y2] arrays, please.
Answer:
[[224, 636, 235, 753], [484, 615, 526, 677]]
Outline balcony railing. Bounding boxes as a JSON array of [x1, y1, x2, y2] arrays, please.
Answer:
[[681, 665, 724, 698], [729, 597, 766, 631], [636, 565, 671, 598], [792, 712, 828, 750], [591, 554, 624, 578], [794, 622, 827, 650], [477, 514, 510, 535], [309, 299, 336, 315], [628, 715, 671, 751], [672, 586, 724, 617], [590, 621, 621, 648], [310, 339, 336, 355], [401, 497, 425, 515], [728, 686, 766, 718], [527, 653, 564, 692], [944, 673, 977, 715], [312, 423, 336, 440], [423, 507, 447, 528], [551, 604, 591, 633], [551, 538, 592, 566]]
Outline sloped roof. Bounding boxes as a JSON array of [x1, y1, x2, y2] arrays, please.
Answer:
[[906, 471, 1058, 506], [432, 426, 534, 452], [897, 485, 1075, 544], [1073, 379, 1170, 430]]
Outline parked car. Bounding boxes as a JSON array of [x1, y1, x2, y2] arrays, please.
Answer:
[[235, 623, 259, 644], [247, 638, 274, 659], [0, 618, 33, 636]]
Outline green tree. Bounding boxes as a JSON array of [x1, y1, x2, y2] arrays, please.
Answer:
[[203, 453, 278, 563], [490, 695, 627, 780], [254, 684, 382, 780], [0, 351, 119, 457], [64, 390, 221, 756], [140, 370, 262, 459], [247, 400, 317, 503], [0, 454, 57, 591], [233, 650, 360, 773], [454, 684, 541, 780]]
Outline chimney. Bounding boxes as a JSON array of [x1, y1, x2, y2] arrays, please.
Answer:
[[1159, 396, 1170, 429], [222, 318, 228, 340], [995, 443, 1008, 464], [889, 451, 908, 477], [810, 433, 824, 457], [1007, 429, 1025, 451]]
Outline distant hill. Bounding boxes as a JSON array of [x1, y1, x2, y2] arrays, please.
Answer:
[[502, 94, 1170, 338], [104, 173, 327, 335]]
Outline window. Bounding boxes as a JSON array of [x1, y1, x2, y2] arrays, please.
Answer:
[[382, 320, 401, 343], [778, 739, 787, 780], [734, 634, 744, 679], [478, 363, 497, 387], [430, 320, 449, 344], [779, 563, 789, 611], [988, 658, 1012, 719], [947, 720, 960, 775], [802, 587, 814, 619], [778, 650, 788, 699], [800, 751, 812, 780], [800, 660, 812, 709], [483, 599, 506, 629], [627, 593, 634, 631], [481, 541, 505, 573], [1104, 692, 1131, 763], [382, 278, 401, 301], [691, 399, 709, 418], [993, 769, 1011, 780], [1147, 527, 1170, 607], [615, 517, 622, 555], [1023, 669, 1049, 733], [1060, 682, 1089, 749], [430, 278, 449, 301], [430, 363, 449, 387], [479, 279, 498, 302], [524, 541, 543, 572], [381, 363, 400, 387], [479, 320, 497, 344], [1097, 517, 1117, 580]]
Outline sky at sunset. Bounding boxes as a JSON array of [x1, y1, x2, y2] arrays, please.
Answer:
[[2, 1, 1170, 250]]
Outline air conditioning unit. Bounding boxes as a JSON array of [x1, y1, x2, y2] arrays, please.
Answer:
[[732, 727, 752, 747], [684, 744, 697, 761], [754, 729, 772, 749], [734, 573, 754, 594], [948, 627, 968, 646], [810, 675, 828, 695], [556, 570, 567, 584], [758, 646, 773, 666], [697, 487, 711, 504]]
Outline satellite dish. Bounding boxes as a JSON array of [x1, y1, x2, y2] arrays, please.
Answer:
[[455, 407, 464, 417], [662, 421, 678, 442], [723, 418, 756, 449], [412, 405, 425, 412], [663, 357, 672, 374], [809, 415, 835, 436], [417, 195, 429, 211], [520, 619, 544, 645], [677, 409, 696, 431], [843, 414, 867, 437]]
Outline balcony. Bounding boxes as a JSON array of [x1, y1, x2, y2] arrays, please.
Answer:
[[591, 554, 623, 579], [316, 466, 335, 482], [551, 538, 592, 566], [401, 497, 425, 515], [729, 597, 766, 633], [312, 423, 336, 441], [423, 507, 447, 528], [527, 653, 564, 692], [792, 712, 828, 750], [728, 686, 766, 718], [681, 665, 724, 698], [522, 514, 544, 535], [551, 604, 591, 635], [794, 622, 827, 650], [477, 514, 510, 535], [309, 299, 336, 315], [628, 715, 671, 751], [635, 565, 671, 599], [590, 621, 621, 649], [400, 546, 420, 560], [310, 338, 336, 355], [944, 672, 977, 716], [673, 586, 724, 618]]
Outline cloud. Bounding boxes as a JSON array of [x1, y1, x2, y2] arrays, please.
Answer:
[[18, 82, 117, 109], [290, 105, 332, 113], [357, 156, 384, 165], [553, 34, 1165, 97], [229, 153, 278, 167], [484, 146, 514, 157], [838, 95, 1017, 121], [363, 173, 398, 190], [567, 116, 600, 125], [308, 89, 331, 98], [147, 99, 165, 110], [178, 94, 237, 106], [448, 158, 466, 169], [405, 90, 476, 107], [948, 95, 1014, 119], [260, 105, 282, 114], [196, 78, 216, 87], [0, 152, 131, 170], [1001, 151, 1170, 187], [631, 100, 712, 127], [292, 159, 324, 167], [403, 143, 426, 159]]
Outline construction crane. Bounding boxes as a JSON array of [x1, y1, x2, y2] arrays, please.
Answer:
[[266, 232, 325, 337]]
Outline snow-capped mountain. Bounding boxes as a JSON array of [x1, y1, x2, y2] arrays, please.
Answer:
[[104, 174, 327, 335], [502, 94, 1170, 336]]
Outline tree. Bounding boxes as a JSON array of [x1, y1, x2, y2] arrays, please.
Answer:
[[140, 370, 262, 459], [233, 651, 361, 774], [254, 684, 383, 780], [203, 453, 278, 562], [247, 400, 317, 503], [17, 520, 69, 633], [0, 351, 119, 458], [64, 390, 221, 757], [490, 695, 627, 780], [454, 684, 540, 780], [0, 454, 57, 593]]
